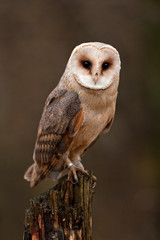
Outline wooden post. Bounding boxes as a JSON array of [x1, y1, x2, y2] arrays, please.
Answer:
[[23, 172, 95, 240]]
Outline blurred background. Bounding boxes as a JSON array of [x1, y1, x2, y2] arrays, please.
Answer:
[[0, 0, 160, 239]]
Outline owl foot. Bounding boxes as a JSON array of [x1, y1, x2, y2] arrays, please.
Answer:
[[67, 164, 89, 184]]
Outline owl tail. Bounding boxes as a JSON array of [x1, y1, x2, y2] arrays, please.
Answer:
[[24, 163, 42, 188]]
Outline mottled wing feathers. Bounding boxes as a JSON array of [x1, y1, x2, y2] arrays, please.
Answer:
[[31, 88, 83, 186]]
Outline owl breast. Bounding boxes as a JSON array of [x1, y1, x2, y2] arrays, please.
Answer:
[[68, 94, 113, 161]]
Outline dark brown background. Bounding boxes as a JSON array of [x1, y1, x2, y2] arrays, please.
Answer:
[[0, 0, 160, 239]]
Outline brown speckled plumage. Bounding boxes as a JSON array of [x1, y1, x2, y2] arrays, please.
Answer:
[[25, 89, 83, 187]]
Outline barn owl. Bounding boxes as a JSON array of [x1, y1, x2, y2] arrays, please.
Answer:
[[24, 42, 121, 187]]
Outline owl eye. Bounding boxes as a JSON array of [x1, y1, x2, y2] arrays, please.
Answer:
[[102, 62, 110, 71], [82, 61, 91, 70]]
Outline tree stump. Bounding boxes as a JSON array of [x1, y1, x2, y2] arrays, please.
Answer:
[[23, 172, 95, 240]]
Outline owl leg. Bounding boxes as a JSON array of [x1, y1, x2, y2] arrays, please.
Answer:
[[67, 163, 89, 183], [74, 157, 84, 169], [65, 157, 97, 187], [68, 164, 97, 188], [73, 157, 97, 187], [65, 157, 88, 183]]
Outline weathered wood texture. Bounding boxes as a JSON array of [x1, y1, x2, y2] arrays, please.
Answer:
[[23, 172, 95, 240]]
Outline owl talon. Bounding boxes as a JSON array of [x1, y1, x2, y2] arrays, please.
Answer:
[[67, 165, 89, 183], [67, 178, 78, 185]]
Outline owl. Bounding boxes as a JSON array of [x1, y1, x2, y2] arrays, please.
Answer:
[[24, 42, 121, 187]]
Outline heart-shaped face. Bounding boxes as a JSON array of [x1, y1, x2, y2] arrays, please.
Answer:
[[68, 42, 121, 90]]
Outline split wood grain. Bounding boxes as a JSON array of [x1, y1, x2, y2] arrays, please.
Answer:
[[23, 172, 95, 240]]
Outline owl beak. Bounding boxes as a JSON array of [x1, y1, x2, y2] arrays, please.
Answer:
[[93, 73, 99, 85]]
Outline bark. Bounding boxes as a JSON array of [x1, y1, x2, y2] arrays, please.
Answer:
[[23, 172, 95, 240]]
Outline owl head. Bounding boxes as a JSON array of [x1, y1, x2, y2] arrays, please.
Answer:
[[67, 42, 121, 90]]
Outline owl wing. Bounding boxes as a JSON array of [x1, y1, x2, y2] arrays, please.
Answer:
[[31, 88, 83, 185]]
